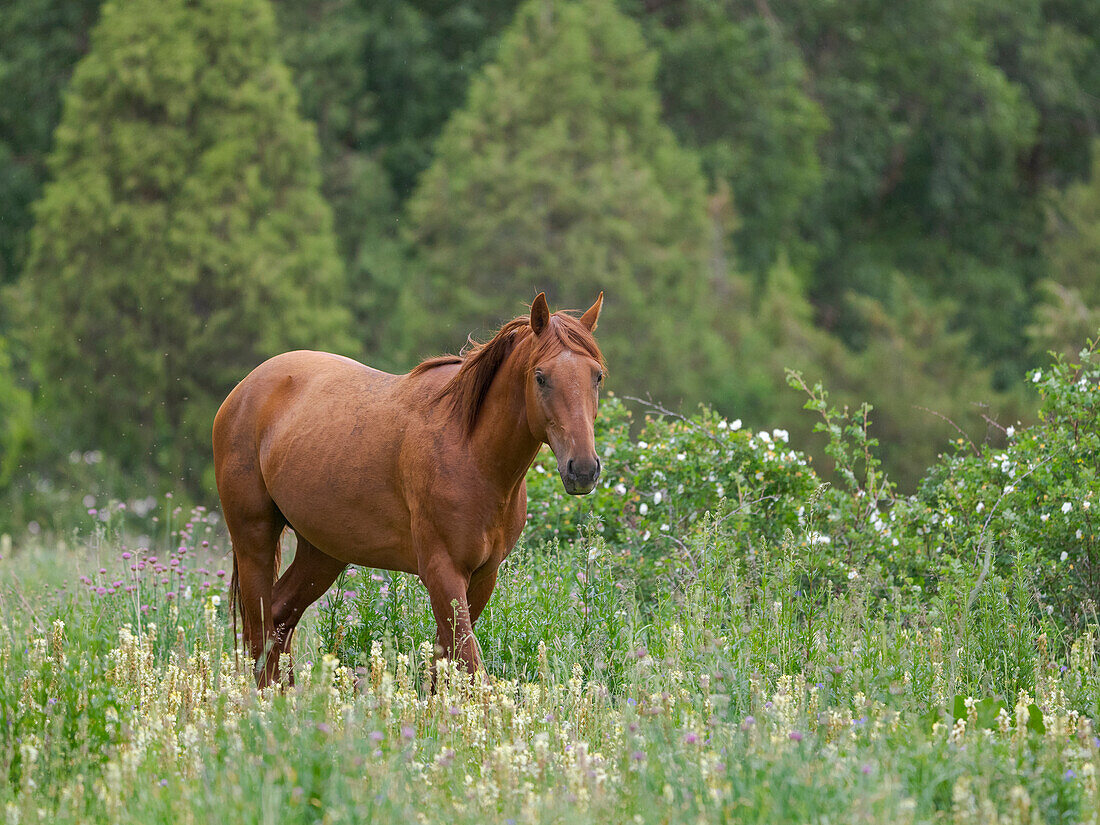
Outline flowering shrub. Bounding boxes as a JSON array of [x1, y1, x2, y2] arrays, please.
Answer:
[[524, 395, 818, 578], [906, 345, 1100, 625]]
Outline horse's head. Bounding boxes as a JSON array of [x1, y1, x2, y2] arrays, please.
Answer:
[[525, 292, 605, 495]]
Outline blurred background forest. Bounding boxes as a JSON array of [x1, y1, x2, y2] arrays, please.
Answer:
[[1, 0, 1099, 533]]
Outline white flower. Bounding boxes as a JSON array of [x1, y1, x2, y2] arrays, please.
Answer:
[[637, 441, 649, 450], [660, 523, 669, 532], [715, 484, 725, 498], [676, 452, 686, 461], [639, 503, 648, 515], [1061, 551, 1069, 562], [614, 483, 627, 495], [847, 569, 859, 581], [757, 431, 772, 443], [891, 538, 899, 546], [642, 530, 651, 541], [773, 428, 790, 443], [731, 419, 742, 431], [976, 502, 985, 513], [211, 594, 221, 607], [1004, 485, 1015, 494], [1041, 513, 1049, 522], [1084, 501, 1091, 510], [1006, 426, 1015, 438], [717, 420, 728, 430], [945, 515, 954, 526], [1062, 502, 1073, 514], [1032, 370, 1042, 383], [1076, 529, 1083, 540], [653, 492, 662, 505]]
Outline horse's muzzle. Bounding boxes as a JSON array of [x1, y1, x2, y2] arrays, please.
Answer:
[[561, 456, 601, 495]]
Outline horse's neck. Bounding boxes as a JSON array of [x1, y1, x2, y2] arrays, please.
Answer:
[[470, 341, 541, 491]]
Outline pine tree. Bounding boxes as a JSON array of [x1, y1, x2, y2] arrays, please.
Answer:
[[19, 0, 352, 488], [406, 0, 726, 408]]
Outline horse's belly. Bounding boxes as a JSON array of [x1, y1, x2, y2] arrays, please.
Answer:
[[259, 410, 416, 573]]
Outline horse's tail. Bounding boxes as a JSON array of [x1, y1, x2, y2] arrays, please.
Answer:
[[229, 552, 242, 667]]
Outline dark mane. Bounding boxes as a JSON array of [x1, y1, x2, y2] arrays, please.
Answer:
[[409, 312, 605, 432]]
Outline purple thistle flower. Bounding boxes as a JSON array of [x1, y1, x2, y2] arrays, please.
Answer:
[[789, 731, 803, 742]]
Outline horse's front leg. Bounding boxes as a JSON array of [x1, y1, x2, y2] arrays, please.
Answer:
[[418, 552, 480, 677], [467, 565, 499, 626]]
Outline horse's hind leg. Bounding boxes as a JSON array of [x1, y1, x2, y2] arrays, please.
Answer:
[[224, 486, 286, 688], [271, 534, 346, 684]]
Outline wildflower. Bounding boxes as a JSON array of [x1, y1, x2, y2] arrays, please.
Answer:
[[637, 441, 648, 450], [1032, 370, 1042, 383], [731, 419, 742, 430], [1061, 551, 1069, 562], [847, 570, 859, 581], [614, 483, 626, 495], [1062, 502, 1073, 514], [789, 731, 803, 742], [653, 492, 662, 505], [975, 502, 984, 513], [1041, 514, 1050, 522], [639, 503, 648, 516], [1006, 426, 1015, 438]]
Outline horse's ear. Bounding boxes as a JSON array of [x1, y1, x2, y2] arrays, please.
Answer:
[[530, 292, 550, 335], [580, 291, 603, 331]]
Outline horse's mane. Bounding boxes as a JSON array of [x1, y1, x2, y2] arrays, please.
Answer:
[[410, 312, 605, 432]]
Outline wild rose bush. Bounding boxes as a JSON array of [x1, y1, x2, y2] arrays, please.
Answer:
[[914, 344, 1100, 626], [524, 396, 818, 579]]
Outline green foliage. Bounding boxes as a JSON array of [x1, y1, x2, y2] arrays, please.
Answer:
[[1033, 140, 1100, 359], [0, 336, 32, 488], [635, 0, 827, 276], [916, 342, 1100, 626], [17, 0, 353, 490], [0, 0, 99, 285], [524, 396, 817, 581], [405, 0, 727, 407]]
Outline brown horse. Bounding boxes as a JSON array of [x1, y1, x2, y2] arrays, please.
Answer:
[[213, 292, 605, 686]]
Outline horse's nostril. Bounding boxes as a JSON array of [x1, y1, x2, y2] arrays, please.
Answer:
[[567, 458, 575, 477], [595, 457, 601, 474]]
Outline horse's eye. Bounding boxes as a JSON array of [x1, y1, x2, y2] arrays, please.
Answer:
[[596, 371, 604, 386], [535, 372, 547, 387]]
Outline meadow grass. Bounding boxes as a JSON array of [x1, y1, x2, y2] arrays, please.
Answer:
[[2, 506, 1098, 825]]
